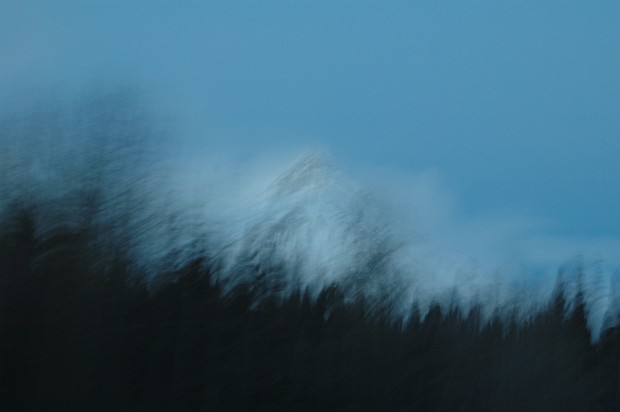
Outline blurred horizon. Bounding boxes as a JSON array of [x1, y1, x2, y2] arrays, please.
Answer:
[[1, 1, 619, 272]]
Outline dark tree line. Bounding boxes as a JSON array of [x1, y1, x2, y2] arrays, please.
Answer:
[[1, 203, 620, 412]]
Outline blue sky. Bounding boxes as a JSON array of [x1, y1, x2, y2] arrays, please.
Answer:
[[1, 1, 619, 269]]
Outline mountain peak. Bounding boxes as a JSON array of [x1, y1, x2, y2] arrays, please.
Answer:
[[270, 152, 332, 197]]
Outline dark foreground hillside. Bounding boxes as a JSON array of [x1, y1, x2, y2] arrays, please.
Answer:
[[1, 205, 620, 412]]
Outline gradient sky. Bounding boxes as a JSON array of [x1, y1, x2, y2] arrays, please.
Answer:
[[1, 1, 619, 268]]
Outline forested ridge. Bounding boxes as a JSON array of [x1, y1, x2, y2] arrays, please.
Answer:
[[2, 94, 620, 411], [1, 204, 620, 411]]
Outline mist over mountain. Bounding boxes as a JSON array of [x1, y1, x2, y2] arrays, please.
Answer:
[[1, 92, 620, 410]]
